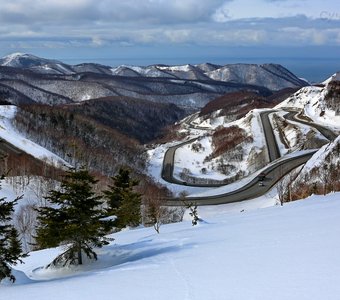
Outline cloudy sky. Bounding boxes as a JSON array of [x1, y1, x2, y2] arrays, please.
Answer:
[[0, 0, 339, 79]]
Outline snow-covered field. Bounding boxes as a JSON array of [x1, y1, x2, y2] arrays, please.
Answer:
[[2, 192, 340, 300]]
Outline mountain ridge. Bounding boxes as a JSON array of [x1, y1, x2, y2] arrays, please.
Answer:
[[0, 53, 308, 90]]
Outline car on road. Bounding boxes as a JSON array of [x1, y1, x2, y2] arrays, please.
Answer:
[[258, 172, 266, 181]]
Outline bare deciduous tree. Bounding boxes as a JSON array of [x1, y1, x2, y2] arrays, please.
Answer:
[[186, 202, 200, 226], [143, 184, 178, 233], [14, 203, 38, 252], [276, 178, 286, 206], [319, 164, 332, 196]]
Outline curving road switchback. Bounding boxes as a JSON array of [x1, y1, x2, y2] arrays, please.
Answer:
[[162, 109, 337, 206]]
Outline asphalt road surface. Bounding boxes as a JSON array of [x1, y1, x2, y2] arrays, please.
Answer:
[[260, 110, 281, 161], [161, 138, 198, 185], [165, 151, 316, 206]]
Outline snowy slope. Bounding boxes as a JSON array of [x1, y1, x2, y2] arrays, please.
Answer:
[[301, 135, 340, 173], [0, 53, 64, 70], [0, 106, 68, 167], [173, 109, 267, 182], [0, 53, 40, 67], [269, 111, 329, 156], [2, 193, 340, 300], [288, 135, 340, 196], [322, 72, 340, 85], [1, 53, 26, 66], [1, 53, 307, 93], [109, 62, 307, 90], [276, 83, 340, 132]]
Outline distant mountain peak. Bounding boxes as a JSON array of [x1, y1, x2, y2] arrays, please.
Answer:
[[1, 52, 29, 66], [0, 52, 61, 68]]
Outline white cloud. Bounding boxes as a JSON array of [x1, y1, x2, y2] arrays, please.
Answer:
[[212, 4, 232, 22], [277, 27, 340, 46], [0, 0, 228, 24], [214, 0, 340, 20], [91, 36, 105, 47], [0, 0, 339, 54], [163, 29, 192, 43]]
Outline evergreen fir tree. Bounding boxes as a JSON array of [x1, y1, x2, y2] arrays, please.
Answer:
[[35, 168, 113, 267], [103, 168, 141, 229], [0, 176, 26, 283]]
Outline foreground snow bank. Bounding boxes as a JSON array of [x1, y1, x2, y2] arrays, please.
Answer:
[[2, 193, 340, 300]]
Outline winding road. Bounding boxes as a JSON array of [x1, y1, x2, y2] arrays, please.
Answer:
[[161, 138, 198, 186], [162, 109, 337, 206], [284, 110, 338, 141], [162, 110, 282, 187]]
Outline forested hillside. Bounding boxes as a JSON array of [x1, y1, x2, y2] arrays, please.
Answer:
[[199, 88, 298, 122], [13, 105, 146, 176], [63, 97, 186, 143]]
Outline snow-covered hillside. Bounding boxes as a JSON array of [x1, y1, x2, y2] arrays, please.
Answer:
[[0, 53, 311, 113], [0, 53, 67, 72], [0, 176, 59, 252], [2, 192, 340, 300], [269, 111, 329, 157], [276, 75, 340, 132], [110, 62, 307, 91], [0, 106, 67, 167], [282, 135, 340, 200], [0, 53, 48, 68], [172, 109, 267, 183]]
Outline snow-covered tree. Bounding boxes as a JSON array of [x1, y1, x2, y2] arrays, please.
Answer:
[[103, 168, 141, 229], [0, 176, 26, 282], [35, 168, 113, 267]]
